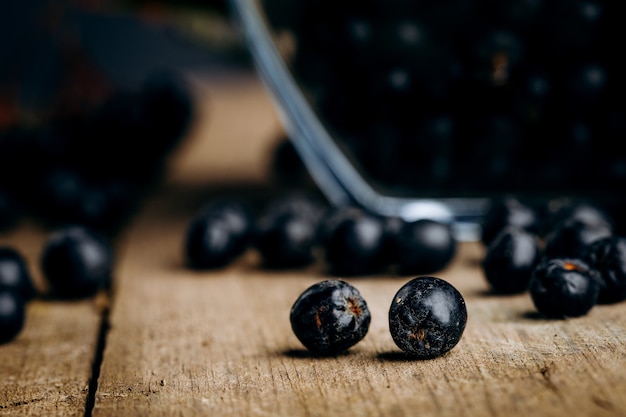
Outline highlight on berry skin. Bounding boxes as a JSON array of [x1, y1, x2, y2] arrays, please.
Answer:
[[388, 276, 467, 359]]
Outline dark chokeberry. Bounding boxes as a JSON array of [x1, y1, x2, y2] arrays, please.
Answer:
[[389, 276, 467, 359], [543, 218, 612, 259], [380, 215, 405, 265], [480, 196, 540, 246], [0, 290, 26, 344], [323, 210, 387, 276], [38, 167, 139, 232], [316, 204, 365, 247], [199, 198, 254, 252], [529, 258, 600, 318], [184, 209, 249, 270], [41, 226, 114, 299], [542, 199, 614, 236], [481, 226, 540, 294], [394, 219, 457, 275], [584, 236, 626, 304], [0, 247, 37, 301], [263, 192, 325, 226], [254, 211, 318, 268], [290, 279, 371, 356], [184, 197, 255, 270]]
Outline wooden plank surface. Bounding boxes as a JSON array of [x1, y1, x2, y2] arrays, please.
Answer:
[[91, 70, 626, 417], [0, 226, 104, 417]]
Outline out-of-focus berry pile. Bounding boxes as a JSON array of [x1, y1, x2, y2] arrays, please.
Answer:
[[0, 70, 193, 234], [263, 0, 626, 198]]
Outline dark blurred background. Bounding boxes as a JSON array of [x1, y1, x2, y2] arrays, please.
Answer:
[[0, 0, 243, 125], [0, 0, 256, 234]]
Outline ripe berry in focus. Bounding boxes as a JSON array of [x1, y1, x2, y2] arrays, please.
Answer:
[[290, 279, 371, 356], [389, 276, 467, 359]]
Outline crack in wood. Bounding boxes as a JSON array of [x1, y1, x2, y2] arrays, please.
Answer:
[[83, 301, 111, 417]]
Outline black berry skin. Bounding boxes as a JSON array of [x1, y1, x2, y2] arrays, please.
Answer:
[[542, 200, 614, 237], [529, 258, 600, 318], [543, 218, 612, 259], [0, 290, 26, 344], [584, 237, 626, 304], [41, 226, 114, 299], [481, 227, 540, 294], [389, 276, 467, 359], [317, 205, 365, 247], [480, 197, 540, 247], [184, 201, 252, 270], [324, 212, 387, 276], [0, 247, 37, 301], [395, 219, 457, 275], [380, 215, 406, 265], [263, 192, 325, 227], [290, 279, 371, 356], [200, 198, 254, 254], [254, 211, 318, 268]]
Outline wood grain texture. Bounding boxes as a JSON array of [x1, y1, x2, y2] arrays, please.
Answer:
[[91, 72, 626, 417], [0, 226, 104, 417]]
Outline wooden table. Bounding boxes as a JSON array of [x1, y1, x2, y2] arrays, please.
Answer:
[[1, 68, 625, 417]]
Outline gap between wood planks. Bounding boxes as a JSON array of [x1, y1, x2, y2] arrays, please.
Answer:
[[84, 293, 111, 417]]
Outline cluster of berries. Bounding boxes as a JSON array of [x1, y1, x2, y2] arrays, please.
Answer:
[[0, 70, 191, 344], [0, 226, 114, 343], [183, 192, 469, 358], [266, 0, 626, 197], [183, 193, 458, 277], [0, 70, 193, 234], [480, 197, 626, 318]]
